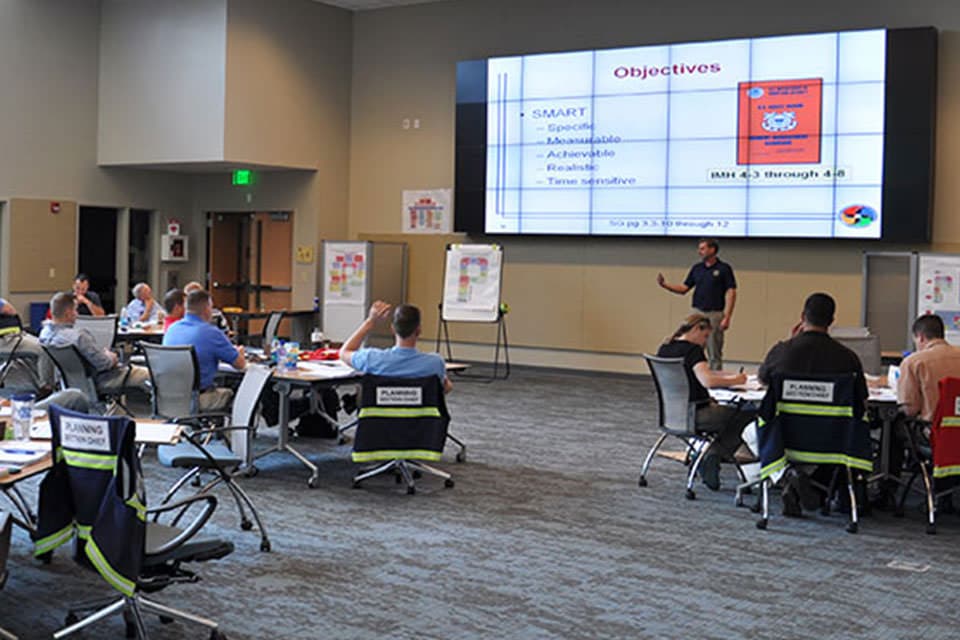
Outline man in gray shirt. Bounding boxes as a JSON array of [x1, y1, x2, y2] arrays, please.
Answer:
[[39, 291, 149, 394]]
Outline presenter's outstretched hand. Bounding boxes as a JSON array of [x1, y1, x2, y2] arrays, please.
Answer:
[[656, 272, 666, 287], [368, 300, 392, 323]]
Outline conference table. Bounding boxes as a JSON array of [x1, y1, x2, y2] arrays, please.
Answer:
[[219, 357, 471, 488], [0, 418, 183, 531], [711, 376, 900, 486]]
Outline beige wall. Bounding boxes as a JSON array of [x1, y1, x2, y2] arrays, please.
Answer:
[[98, 0, 228, 165], [0, 0, 193, 313], [350, 0, 960, 366], [193, 0, 354, 309]]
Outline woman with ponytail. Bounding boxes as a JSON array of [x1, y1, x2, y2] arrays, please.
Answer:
[[656, 314, 755, 490]]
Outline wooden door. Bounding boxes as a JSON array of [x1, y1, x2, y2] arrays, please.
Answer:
[[247, 212, 293, 336], [208, 213, 248, 309]]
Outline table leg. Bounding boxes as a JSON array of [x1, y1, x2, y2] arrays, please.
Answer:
[[253, 379, 320, 488]]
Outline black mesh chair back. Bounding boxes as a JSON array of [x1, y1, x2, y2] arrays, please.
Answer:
[[74, 315, 118, 352], [42, 344, 99, 406], [644, 354, 697, 435], [261, 311, 284, 351], [141, 343, 200, 419]]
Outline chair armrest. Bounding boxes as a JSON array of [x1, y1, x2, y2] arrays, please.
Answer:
[[146, 494, 218, 555]]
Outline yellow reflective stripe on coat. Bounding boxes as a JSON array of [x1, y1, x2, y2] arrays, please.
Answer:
[[933, 464, 960, 479], [85, 538, 136, 597], [126, 495, 147, 522], [76, 524, 92, 540], [776, 402, 853, 418], [358, 407, 441, 419], [784, 448, 872, 471], [760, 456, 787, 479], [352, 449, 442, 462], [940, 417, 960, 428], [62, 450, 116, 472], [34, 523, 74, 556]]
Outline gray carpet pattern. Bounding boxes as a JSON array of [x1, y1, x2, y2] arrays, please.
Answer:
[[2, 368, 960, 639]]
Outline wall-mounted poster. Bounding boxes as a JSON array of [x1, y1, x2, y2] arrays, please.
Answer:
[[324, 242, 367, 306], [402, 189, 452, 234]]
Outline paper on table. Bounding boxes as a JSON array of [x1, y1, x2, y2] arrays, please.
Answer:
[[0, 440, 50, 465], [30, 419, 180, 444]]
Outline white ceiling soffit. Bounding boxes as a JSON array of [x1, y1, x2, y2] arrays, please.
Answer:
[[313, 0, 449, 10]]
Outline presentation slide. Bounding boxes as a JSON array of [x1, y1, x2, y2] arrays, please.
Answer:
[[484, 30, 886, 238]]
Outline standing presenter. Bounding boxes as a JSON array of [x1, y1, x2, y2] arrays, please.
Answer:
[[656, 238, 737, 370]]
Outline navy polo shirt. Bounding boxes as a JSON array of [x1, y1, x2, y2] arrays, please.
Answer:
[[684, 259, 736, 312]]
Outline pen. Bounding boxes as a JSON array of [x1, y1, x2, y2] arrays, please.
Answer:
[[739, 367, 744, 374], [0, 447, 38, 455]]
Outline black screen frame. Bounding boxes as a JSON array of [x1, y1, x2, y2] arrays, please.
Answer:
[[454, 27, 937, 243]]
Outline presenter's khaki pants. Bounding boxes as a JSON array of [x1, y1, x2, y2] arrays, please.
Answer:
[[696, 308, 725, 370]]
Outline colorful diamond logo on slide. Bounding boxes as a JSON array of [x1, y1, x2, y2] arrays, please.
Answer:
[[839, 204, 877, 228]]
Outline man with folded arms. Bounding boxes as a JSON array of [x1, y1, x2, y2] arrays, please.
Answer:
[[124, 282, 163, 325], [39, 292, 150, 395], [164, 289, 246, 411]]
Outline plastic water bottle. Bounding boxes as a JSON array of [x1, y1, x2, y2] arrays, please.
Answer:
[[285, 342, 299, 370], [273, 339, 285, 366], [311, 327, 324, 347], [11, 392, 35, 440]]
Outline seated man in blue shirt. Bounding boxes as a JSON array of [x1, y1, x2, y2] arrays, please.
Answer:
[[123, 282, 163, 325], [163, 289, 246, 411], [340, 300, 452, 394]]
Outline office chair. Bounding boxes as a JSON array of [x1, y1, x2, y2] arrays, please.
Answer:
[[34, 406, 233, 639], [140, 343, 200, 419], [155, 363, 273, 552], [894, 376, 960, 534], [831, 333, 882, 376], [75, 315, 119, 352], [639, 354, 752, 499], [261, 311, 284, 351], [352, 374, 454, 494], [42, 344, 132, 415], [0, 511, 18, 640], [754, 372, 872, 533], [0, 329, 44, 394]]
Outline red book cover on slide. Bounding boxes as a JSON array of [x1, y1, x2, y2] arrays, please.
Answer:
[[737, 78, 823, 165]]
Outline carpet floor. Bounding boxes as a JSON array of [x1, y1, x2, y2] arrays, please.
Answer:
[[2, 367, 959, 639]]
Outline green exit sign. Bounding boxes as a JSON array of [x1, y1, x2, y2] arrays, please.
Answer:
[[232, 169, 253, 186]]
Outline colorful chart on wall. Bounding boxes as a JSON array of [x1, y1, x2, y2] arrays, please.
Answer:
[[917, 254, 960, 345], [442, 244, 503, 322], [324, 243, 367, 306], [322, 241, 371, 342], [402, 189, 453, 234]]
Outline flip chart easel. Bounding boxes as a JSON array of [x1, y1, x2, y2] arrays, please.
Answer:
[[435, 244, 509, 381]]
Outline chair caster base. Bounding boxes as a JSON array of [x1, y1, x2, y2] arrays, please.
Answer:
[[65, 613, 79, 626], [407, 486, 416, 495], [926, 523, 937, 535], [750, 501, 762, 514], [846, 522, 858, 534], [241, 519, 253, 531], [456, 451, 466, 463], [210, 630, 228, 640], [735, 495, 744, 507], [685, 488, 696, 500], [756, 518, 768, 530], [352, 481, 362, 489], [444, 478, 455, 488], [260, 539, 272, 552], [307, 477, 320, 489], [638, 476, 648, 487], [243, 466, 259, 478]]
